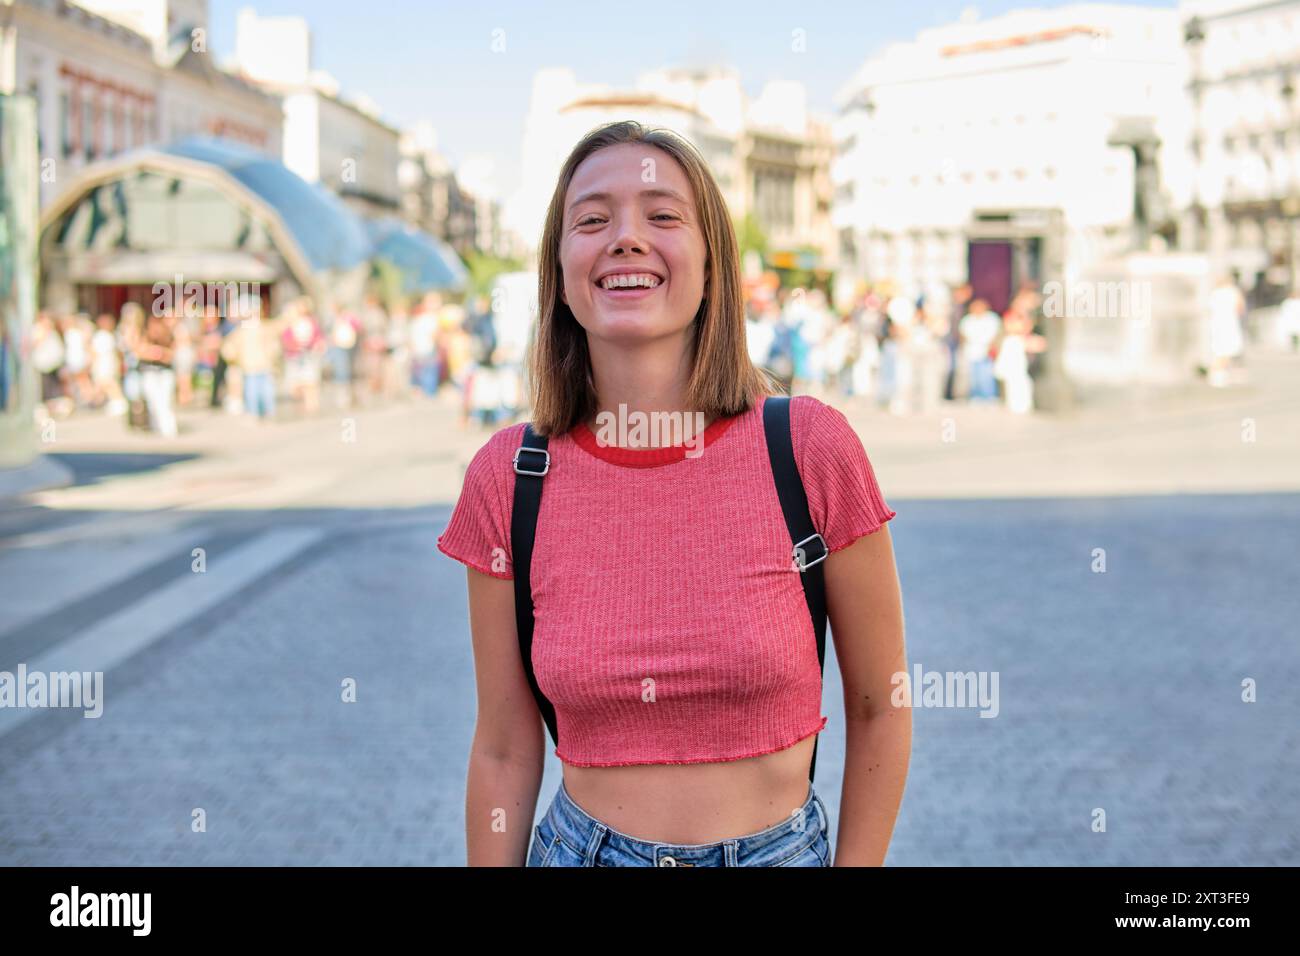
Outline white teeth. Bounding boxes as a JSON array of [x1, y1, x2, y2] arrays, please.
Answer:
[[600, 274, 661, 289]]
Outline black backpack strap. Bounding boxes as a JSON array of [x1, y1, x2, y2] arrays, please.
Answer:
[[762, 396, 829, 784], [510, 423, 559, 749]]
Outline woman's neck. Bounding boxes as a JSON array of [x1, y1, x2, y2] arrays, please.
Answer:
[[585, 332, 697, 435]]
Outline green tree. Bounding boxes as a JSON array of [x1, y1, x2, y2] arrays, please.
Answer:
[[368, 259, 406, 312], [734, 213, 768, 262], [465, 251, 525, 298]]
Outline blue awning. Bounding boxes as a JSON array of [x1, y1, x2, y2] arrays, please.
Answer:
[[160, 137, 372, 274], [366, 217, 468, 294], [39, 137, 469, 303]]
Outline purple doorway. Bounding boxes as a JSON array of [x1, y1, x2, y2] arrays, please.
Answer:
[[968, 241, 1012, 314]]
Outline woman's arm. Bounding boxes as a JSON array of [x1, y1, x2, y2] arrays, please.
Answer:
[[137, 337, 172, 363], [824, 523, 911, 866], [463, 567, 547, 866]]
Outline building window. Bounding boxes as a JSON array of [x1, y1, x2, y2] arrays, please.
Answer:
[[61, 90, 72, 158], [104, 95, 115, 155], [27, 80, 43, 156], [82, 90, 95, 161], [753, 168, 795, 231], [839, 227, 856, 260]]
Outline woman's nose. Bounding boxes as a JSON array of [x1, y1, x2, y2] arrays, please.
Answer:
[[609, 238, 646, 255], [607, 221, 647, 255]]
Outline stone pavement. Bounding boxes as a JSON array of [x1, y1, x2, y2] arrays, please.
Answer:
[[0, 352, 1296, 865]]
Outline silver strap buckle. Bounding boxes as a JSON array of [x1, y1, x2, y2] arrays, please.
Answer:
[[792, 532, 828, 572], [513, 446, 550, 476]]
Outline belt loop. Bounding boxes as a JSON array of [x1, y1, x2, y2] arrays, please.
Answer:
[[724, 840, 738, 867], [582, 823, 607, 867]]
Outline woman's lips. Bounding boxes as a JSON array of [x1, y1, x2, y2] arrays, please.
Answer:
[[594, 280, 663, 299]]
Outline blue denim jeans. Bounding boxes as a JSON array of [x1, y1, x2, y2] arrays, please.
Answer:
[[968, 356, 997, 400], [527, 781, 831, 867], [412, 357, 439, 395], [326, 345, 353, 384], [243, 371, 275, 419]]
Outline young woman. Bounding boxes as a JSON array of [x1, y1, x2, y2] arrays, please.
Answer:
[[280, 298, 326, 416], [438, 120, 910, 867], [136, 311, 177, 437]]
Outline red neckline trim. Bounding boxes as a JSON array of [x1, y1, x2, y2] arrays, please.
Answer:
[[569, 402, 752, 468]]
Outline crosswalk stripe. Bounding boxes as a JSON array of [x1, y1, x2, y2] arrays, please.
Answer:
[[0, 527, 327, 740]]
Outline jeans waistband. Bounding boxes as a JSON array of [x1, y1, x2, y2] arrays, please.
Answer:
[[546, 780, 827, 867]]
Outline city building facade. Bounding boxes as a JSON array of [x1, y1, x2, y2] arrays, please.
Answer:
[[232, 7, 401, 221], [0, 0, 282, 209], [1178, 0, 1300, 306], [399, 122, 519, 263], [831, 3, 1186, 313], [509, 65, 835, 273]]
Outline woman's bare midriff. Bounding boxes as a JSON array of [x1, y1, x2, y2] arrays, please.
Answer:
[[559, 734, 818, 844]]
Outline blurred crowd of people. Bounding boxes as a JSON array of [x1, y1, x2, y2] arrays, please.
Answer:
[[21, 269, 1275, 437], [744, 279, 1049, 415], [28, 289, 522, 437], [25, 277, 1057, 435]]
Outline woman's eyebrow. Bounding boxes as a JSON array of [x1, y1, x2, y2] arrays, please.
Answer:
[[568, 187, 690, 211]]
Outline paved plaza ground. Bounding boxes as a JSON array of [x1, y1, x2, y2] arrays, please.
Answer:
[[2, 349, 1296, 864]]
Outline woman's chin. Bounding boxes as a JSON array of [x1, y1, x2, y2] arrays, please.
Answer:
[[584, 312, 679, 340]]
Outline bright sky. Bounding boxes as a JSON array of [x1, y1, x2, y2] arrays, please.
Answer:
[[210, 0, 1177, 200]]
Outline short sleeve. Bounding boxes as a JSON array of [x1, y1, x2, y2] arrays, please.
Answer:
[[790, 396, 896, 554], [436, 424, 523, 580]]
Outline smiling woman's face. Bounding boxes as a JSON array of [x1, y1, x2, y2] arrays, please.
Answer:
[[559, 142, 708, 342]]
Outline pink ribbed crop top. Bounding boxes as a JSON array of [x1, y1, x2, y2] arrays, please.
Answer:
[[436, 394, 896, 768]]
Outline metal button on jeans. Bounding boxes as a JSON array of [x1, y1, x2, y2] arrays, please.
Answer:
[[659, 855, 677, 866]]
